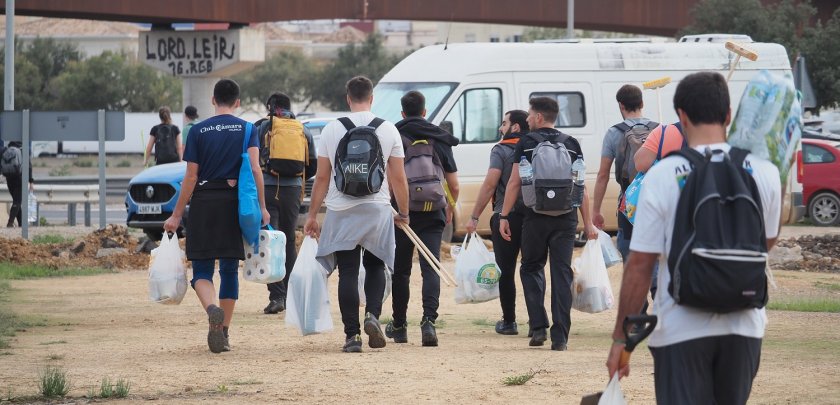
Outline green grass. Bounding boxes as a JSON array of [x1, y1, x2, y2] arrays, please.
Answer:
[[99, 376, 114, 398], [113, 378, 130, 398], [768, 298, 840, 313], [471, 318, 495, 327], [230, 378, 262, 386], [216, 384, 229, 394], [72, 160, 94, 168], [31, 234, 74, 245], [814, 281, 840, 292], [38, 366, 70, 398], [116, 160, 132, 168], [47, 354, 64, 361], [39, 340, 67, 345], [0, 263, 112, 280], [501, 368, 544, 386], [48, 164, 71, 177]]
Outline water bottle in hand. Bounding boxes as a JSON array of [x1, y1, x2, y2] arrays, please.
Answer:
[[571, 156, 585, 207], [519, 156, 533, 186]]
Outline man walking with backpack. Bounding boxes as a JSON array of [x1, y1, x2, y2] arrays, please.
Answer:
[[465, 110, 529, 335], [592, 85, 657, 259], [304, 76, 411, 353], [256, 92, 317, 315], [384, 90, 459, 347], [499, 96, 598, 351], [2, 141, 33, 228], [606, 72, 781, 404]]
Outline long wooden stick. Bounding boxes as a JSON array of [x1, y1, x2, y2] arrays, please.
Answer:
[[392, 208, 457, 286]]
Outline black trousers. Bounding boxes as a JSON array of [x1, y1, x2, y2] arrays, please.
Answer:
[[520, 210, 577, 344], [4, 173, 22, 227], [391, 210, 444, 326], [265, 185, 301, 301], [335, 246, 386, 338], [650, 335, 762, 405], [490, 211, 523, 323]]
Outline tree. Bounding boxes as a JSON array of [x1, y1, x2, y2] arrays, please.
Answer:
[[52, 51, 181, 111], [0, 37, 82, 109], [801, 9, 840, 109], [311, 34, 402, 111], [681, 0, 815, 62], [235, 49, 316, 111]]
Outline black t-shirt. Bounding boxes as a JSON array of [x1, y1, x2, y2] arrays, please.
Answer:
[[513, 127, 583, 164]]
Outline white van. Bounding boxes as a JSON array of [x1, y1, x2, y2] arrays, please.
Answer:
[[371, 38, 804, 240]]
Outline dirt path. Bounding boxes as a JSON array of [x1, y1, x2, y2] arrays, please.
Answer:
[[1, 259, 839, 404]]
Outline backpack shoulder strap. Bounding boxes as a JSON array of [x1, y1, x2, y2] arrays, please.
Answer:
[[666, 147, 705, 169], [338, 117, 356, 131], [644, 121, 660, 131], [656, 125, 667, 160], [728, 147, 750, 167], [613, 122, 632, 133], [368, 118, 385, 129]]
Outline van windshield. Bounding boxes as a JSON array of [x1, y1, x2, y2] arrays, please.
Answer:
[[372, 82, 457, 124]]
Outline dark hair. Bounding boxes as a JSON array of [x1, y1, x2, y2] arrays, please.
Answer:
[[616, 84, 643, 112], [213, 79, 240, 107], [184, 105, 198, 119], [266, 92, 292, 114], [529, 96, 559, 124], [400, 90, 425, 117], [506, 110, 529, 133], [346, 76, 373, 103], [673, 72, 730, 125], [158, 106, 172, 125]]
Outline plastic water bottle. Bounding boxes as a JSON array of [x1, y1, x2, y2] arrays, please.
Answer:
[[571, 157, 585, 207], [519, 156, 533, 185]]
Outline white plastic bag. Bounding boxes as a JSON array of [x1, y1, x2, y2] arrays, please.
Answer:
[[243, 228, 287, 284], [285, 236, 333, 335], [27, 191, 37, 224], [598, 373, 627, 405], [148, 233, 188, 305], [358, 258, 392, 307], [572, 239, 614, 313], [598, 230, 622, 268], [454, 233, 501, 304]]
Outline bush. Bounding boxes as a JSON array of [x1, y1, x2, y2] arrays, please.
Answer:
[[38, 365, 70, 398], [48, 165, 71, 177]]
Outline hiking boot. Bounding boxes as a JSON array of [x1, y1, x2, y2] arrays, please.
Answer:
[[385, 321, 408, 343], [551, 341, 567, 351], [363, 313, 387, 349], [495, 320, 519, 335], [420, 318, 438, 347], [529, 327, 547, 347], [206, 305, 226, 354], [263, 299, 285, 314], [528, 326, 534, 338], [343, 335, 363, 353]]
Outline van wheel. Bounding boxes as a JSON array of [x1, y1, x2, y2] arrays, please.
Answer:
[[808, 192, 840, 226]]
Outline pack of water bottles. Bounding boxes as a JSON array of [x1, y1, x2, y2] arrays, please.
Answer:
[[728, 69, 802, 183]]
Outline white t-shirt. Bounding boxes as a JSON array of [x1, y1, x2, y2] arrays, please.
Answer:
[[630, 143, 782, 347], [317, 111, 404, 211]]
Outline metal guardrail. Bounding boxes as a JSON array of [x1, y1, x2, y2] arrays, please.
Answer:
[[0, 184, 99, 226], [33, 175, 131, 197]]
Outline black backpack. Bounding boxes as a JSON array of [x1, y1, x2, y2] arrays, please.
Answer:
[[334, 117, 385, 197], [1, 146, 22, 176], [154, 124, 180, 164], [667, 147, 769, 313]]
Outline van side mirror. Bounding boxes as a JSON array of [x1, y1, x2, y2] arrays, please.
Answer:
[[440, 121, 454, 136]]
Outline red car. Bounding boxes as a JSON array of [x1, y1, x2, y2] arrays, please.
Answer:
[[799, 139, 840, 226]]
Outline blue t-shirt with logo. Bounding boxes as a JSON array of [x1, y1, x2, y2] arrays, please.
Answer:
[[183, 114, 260, 181]]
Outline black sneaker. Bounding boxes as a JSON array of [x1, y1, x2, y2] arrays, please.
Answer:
[[363, 313, 387, 349], [343, 335, 363, 353], [420, 318, 438, 347], [206, 305, 226, 354], [551, 341, 567, 351], [529, 327, 547, 347], [263, 300, 285, 314], [385, 321, 408, 343], [528, 326, 534, 338], [495, 320, 519, 335]]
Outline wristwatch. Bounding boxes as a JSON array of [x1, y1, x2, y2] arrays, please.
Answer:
[[499, 214, 509, 221], [470, 215, 480, 222]]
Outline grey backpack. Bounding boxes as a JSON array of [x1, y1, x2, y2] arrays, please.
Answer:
[[1, 146, 22, 176], [402, 135, 447, 212], [522, 132, 574, 216], [614, 121, 658, 189]]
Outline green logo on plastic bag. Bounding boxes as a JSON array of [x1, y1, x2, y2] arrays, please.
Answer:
[[476, 263, 500, 289]]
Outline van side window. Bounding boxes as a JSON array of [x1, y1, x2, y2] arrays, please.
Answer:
[[442, 88, 502, 144], [529, 92, 586, 128]]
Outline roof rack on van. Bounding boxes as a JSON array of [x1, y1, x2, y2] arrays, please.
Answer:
[[534, 38, 654, 44], [679, 34, 754, 43]]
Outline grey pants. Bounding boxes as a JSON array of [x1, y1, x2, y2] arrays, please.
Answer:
[[650, 335, 762, 405]]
